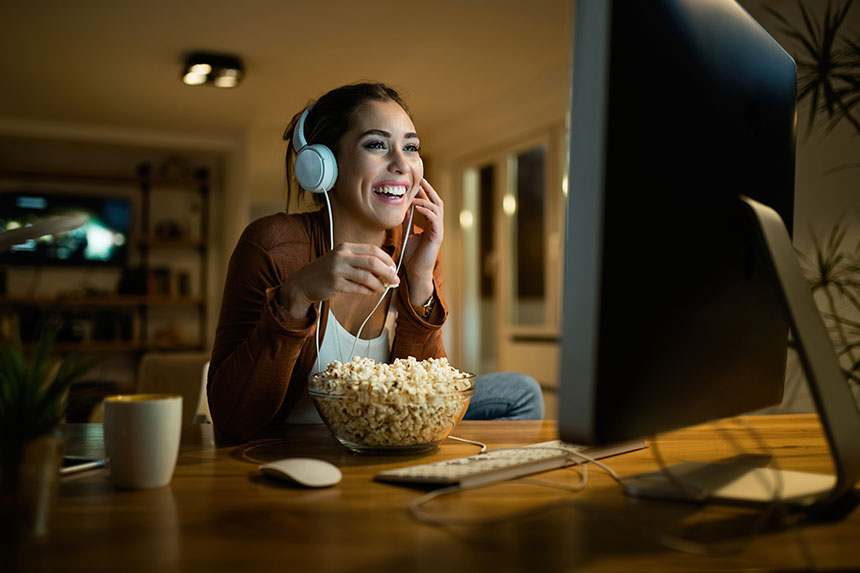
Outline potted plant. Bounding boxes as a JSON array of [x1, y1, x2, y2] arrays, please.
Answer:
[[0, 320, 91, 541]]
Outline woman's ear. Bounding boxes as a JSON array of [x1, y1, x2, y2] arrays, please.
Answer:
[[414, 157, 424, 197]]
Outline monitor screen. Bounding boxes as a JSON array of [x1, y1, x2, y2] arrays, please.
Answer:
[[559, 0, 797, 445], [0, 191, 131, 267]]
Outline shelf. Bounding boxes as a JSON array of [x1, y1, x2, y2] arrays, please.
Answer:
[[139, 296, 207, 307], [1, 162, 211, 360], [0, 296, 206, 307], [37, 340, 206, 352], [0, 167, 205, 190], [0, 167, 136, 186]]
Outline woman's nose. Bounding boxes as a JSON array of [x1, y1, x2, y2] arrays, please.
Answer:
[[388, 148, 408, 173]]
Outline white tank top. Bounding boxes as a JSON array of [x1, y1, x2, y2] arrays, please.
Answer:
[[285, 308, 394, 424]]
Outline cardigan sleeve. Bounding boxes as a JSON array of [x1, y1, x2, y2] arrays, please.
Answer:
[[207, 237, 316, 443]]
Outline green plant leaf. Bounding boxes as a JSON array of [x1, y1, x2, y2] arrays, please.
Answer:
[[0, 322, 94, 441]]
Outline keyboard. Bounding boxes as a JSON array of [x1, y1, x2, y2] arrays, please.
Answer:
[[374, 439, 646, 489]]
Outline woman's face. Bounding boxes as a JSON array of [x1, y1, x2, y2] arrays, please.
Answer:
[[331, 99, 422, 234]]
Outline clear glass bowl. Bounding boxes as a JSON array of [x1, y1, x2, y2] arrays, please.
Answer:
[[308, 372, 475, 454]]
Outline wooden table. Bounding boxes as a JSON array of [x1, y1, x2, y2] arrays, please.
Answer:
[[5, 414, 860, 572]]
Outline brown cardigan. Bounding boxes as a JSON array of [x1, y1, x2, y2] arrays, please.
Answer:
[[207, 209, 448, 442]]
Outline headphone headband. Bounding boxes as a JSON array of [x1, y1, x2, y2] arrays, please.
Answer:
[[292, 106, 311, 153]]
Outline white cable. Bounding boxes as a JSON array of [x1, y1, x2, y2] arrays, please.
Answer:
[[407, 430, 815, 567], [315, 199, 415, 369], [484, 445, 622, 482], [347, 205, 415, 361], [314, 191, 336, 374], [348, 291, 389, 362], [445, 435, 487, 452]]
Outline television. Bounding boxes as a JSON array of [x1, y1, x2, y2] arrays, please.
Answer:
[[0, 191, 131, 267], [559, 0, 860, 508]]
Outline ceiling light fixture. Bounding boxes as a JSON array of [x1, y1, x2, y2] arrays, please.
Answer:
[[182, 52, 244, 88]]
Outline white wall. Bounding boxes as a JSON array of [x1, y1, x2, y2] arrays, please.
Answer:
[[244, 123, 290, 219]]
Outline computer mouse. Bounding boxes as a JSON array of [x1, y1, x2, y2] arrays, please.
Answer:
[[259, 458, 342, 488]]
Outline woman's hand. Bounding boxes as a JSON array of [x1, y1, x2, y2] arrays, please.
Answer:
[[278, 243, 400, 319], [404, 177, 444, 305]]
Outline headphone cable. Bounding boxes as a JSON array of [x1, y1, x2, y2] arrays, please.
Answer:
[[315, 196, 416, 370], [314, 191, 336, 374], [348, 204, 415, 360]]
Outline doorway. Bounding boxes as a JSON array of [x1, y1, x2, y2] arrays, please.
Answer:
[[457, 126, 567, 387]]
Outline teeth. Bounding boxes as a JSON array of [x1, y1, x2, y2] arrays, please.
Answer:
[[373, 185, 406, 197]]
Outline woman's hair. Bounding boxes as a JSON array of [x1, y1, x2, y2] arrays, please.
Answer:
[[283, 82, 411, 210]]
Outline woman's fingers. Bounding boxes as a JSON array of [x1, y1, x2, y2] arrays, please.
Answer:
[[329, 243, 400, 292], [419, 176, 443, 206], [411, 179, 444, 244], [414, 180, 443, 217], [343, 243, 400, 282], [282, 243, 400, 314]]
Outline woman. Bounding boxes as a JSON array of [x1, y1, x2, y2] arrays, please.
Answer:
[[208, 82, 542, 443]]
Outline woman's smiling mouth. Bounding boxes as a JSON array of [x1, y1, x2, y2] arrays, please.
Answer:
[[372, 184, 407, 198]]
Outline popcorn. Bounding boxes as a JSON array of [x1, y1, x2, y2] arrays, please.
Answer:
[[310, 357, 474, 450]]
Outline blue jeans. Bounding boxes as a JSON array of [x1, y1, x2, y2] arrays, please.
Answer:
[[462, 372, 545, 420]]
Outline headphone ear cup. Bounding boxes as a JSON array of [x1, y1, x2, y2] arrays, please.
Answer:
[[295, 143, 338, 193]]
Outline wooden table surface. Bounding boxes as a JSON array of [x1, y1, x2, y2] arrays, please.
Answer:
[[5, 414, 860, 572]]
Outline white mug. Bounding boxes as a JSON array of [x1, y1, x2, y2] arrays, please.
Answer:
[[103, 394, 183, 489]]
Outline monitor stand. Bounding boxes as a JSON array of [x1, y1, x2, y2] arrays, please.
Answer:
[[624, 196, 860, 510]]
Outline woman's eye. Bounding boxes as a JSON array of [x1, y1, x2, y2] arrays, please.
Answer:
[[405, 143, 420, 153], [365, 140, 386, 150]]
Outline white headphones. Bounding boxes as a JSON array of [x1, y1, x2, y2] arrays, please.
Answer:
[[295, 103, 419, 370], [292, 105, 338, 193]]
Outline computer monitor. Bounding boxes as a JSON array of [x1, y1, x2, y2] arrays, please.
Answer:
[[559, 0, 860, 508]]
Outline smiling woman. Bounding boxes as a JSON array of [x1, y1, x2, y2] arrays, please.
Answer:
[[206, 82, 543, 444]]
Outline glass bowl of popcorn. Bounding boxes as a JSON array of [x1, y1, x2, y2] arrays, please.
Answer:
[[308, 357, 476, 454]]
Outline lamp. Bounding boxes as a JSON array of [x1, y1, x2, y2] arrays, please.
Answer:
[[182, 52, 244, 88], [0, 212, 88, 252]]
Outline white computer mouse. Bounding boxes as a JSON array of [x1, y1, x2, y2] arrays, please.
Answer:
[[259, 458, 342, 488]]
